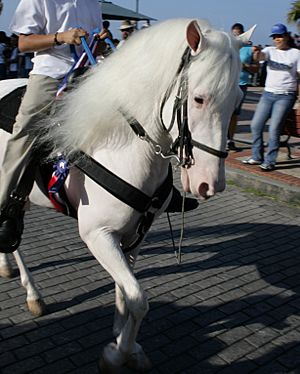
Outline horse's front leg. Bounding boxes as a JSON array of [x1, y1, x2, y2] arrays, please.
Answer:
[[13, 250, 46, 316], [80, 226, 151, 372], [0, 252, 14, 278], [113, 249, 139, 337]]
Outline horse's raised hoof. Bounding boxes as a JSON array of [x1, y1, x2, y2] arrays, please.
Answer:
[[99, 342, 126, 374], [27, 299, 47, 317], [125, 349, 152, 372], [0, 265, 15, 278]]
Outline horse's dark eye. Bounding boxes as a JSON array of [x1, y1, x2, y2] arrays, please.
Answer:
[[194, 97, 204, 105]]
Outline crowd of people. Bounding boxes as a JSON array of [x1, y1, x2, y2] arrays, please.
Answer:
[[0, 18, 151, 79], [0, 31, 33, 79]]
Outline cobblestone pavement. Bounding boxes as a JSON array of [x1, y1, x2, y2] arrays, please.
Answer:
[[1, 182, 300, 374]]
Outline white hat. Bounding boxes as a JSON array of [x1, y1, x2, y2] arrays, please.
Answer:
[[120, 20, 135, 31]]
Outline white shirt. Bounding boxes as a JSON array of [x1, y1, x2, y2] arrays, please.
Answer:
[[263, 46, 300, 93], [10, 0, 102, 79]]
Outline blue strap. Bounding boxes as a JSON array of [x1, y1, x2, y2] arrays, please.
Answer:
[[80, 36, 97, 65], [70, 45, 79, 62], [104, 37, 116, 51]]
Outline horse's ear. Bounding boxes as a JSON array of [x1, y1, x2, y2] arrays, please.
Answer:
[[186, 20, 206, 55], [236, 25, 257, 47]]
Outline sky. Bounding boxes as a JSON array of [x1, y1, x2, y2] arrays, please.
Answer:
[[0, 0, 298, 46]]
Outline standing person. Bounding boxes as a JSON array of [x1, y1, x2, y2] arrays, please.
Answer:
[[0, 31, 8, 80], [242, 23, 300, 171], [8, 34, 19, 78], [19, 52, 34, 78], [227, 23, 259, 151], [102, 20, 113, 40], [0, 0, 104, 253], [117, 20, 135, 49]]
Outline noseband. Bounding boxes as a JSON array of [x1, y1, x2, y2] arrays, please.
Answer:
[[159, 47, 228, 168]]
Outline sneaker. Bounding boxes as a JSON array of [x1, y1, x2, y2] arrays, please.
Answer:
[[242, 158, 262, 165], [259, 163, 275, 171]]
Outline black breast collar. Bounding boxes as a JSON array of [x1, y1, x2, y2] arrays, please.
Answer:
[[72, 151, 173, 214]]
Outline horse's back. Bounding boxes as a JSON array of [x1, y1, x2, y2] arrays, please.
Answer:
[[0, 79, 28, 133], [0, 78, 28, 99]]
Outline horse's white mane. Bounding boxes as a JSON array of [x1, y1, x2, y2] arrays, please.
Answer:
[[42, 18, 240, 156]]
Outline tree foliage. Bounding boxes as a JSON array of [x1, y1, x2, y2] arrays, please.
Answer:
[[287, 1, 300, 23]]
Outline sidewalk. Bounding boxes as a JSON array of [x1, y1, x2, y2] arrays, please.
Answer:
[[225, 86, 300, 205]]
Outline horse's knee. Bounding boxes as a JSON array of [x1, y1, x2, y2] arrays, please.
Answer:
[[127, 287, 149, 321]]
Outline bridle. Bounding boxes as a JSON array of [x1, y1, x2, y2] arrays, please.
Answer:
[[159, 46, 228, 167], [121, 45, 228, 167]]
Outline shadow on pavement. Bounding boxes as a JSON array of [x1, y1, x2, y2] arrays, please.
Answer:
[[1, 222, 300, 373]]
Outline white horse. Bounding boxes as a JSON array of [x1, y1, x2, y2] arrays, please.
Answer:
[[0, 19, 253, 371]]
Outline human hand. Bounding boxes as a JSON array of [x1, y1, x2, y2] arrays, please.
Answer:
[[56, 28, 89, 45]]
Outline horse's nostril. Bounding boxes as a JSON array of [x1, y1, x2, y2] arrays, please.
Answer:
[[199, 182, 209, 197]]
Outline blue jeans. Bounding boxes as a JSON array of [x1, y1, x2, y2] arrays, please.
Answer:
[[250, 91, 297, 165]]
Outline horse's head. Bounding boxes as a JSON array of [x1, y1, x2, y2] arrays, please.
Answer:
[[42, 18, 254, 204], [165, 20, 254, 200]]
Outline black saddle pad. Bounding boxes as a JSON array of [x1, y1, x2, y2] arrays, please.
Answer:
[[0, 86, 26, 133]]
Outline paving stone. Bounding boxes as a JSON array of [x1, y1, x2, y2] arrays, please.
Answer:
[[42, 341, 82, 363], [217, 326, 253, 345], [32, 359, 76, 374], [1, 356, 45, 374], [0, 350, 16, 367], [218, 340, 256, 363], [157, 353, 197, 373]]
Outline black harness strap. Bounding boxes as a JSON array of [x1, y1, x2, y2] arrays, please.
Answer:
[[158, 46, 229, 164], [191, 139, 228, 159], [72, 151, 173, 214]]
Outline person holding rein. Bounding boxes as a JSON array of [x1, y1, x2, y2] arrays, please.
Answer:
[[243, 23, 300, 171], [18, 27, 89, 52], [0, 0, 104, 253]]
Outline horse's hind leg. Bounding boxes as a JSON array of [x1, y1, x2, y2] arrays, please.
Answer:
[[0, 252, 14, 278], [81, 230, 151, 372], [13, 250, 46, 316]]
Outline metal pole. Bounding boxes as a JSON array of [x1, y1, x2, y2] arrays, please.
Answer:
[[136, 0, 139, 13]]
